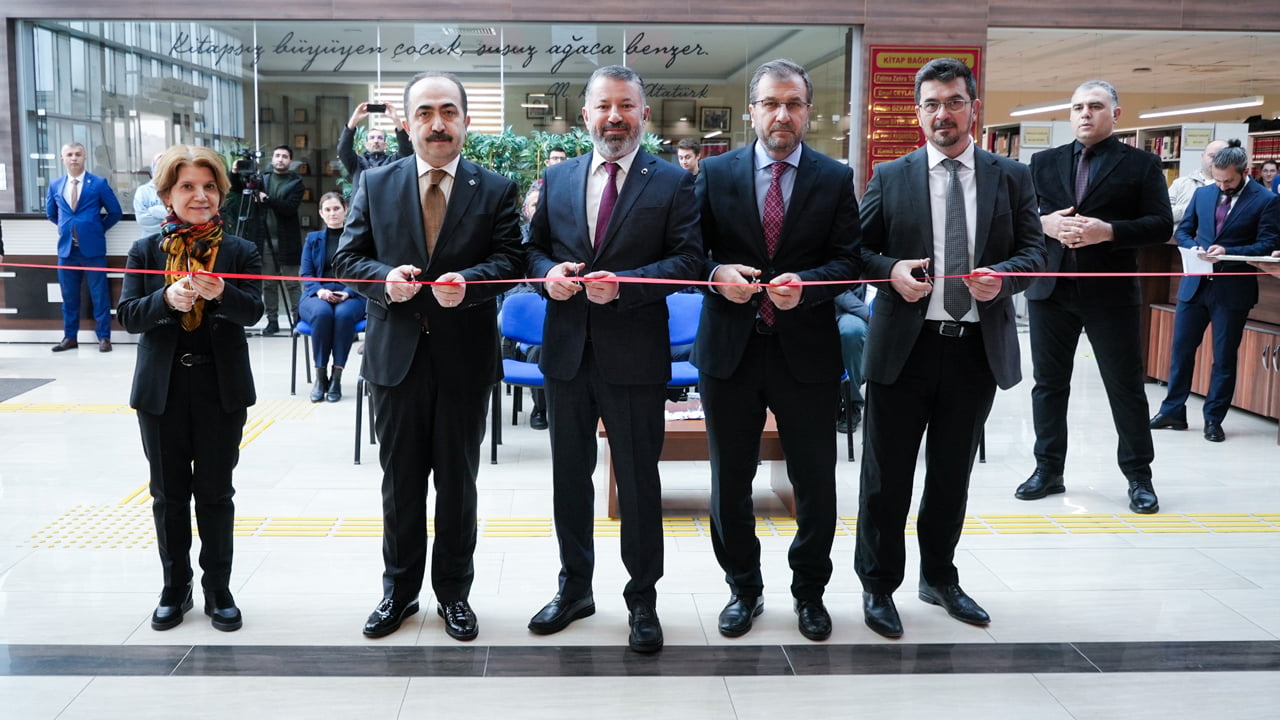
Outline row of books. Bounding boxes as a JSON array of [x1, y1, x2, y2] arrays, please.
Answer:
[[1250, 134, 1280, 161]]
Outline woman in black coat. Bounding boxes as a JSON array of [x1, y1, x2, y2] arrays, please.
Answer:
[[117, 145, 264, 632]]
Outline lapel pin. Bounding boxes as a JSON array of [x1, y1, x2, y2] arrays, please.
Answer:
[[469, 179, 477, 186], [640, 168, 648, 175]]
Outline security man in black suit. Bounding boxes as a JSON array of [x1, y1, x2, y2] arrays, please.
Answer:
[[1016, 80, 1174, 514]]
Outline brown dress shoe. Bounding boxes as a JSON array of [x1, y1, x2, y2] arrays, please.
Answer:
[[52, 338, 79, 352], [99, 338, 112, 352]]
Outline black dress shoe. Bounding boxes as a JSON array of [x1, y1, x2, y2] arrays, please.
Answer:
[[51, 338, 79, 352], [918, 583, 989, 626], [1149, 411, 1188, 430], [262, 321, 280, 337], [363, 598, 420, 638], [717, 595, 763, 638], [795, 599, 832, 641], [528, 594, 594, 635], [437, 600, 478, 641], [204, 588, 243, 632], [1128, 479, 1160, 514], [529, 409, 548, 430], [151, 583, 194, 631], [1203, 420, 1225, 443], [1015, 469, 1065, 500], [628, 603, 664, 653], [98, 338, 112, 352], [862, 592, 902, 639]]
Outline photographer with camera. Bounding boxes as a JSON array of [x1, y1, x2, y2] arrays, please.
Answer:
[[254, 145, 305, 336], [338, 102, 412, 192]]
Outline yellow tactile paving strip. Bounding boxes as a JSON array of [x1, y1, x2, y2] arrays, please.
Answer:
[[0, 400, 315, 449], [25, 503, 1280, 548]]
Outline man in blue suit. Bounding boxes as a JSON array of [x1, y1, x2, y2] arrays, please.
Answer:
[[525, 65, 702, 653], [46, 142, 123, 352], [1150, 140, 1280, 441]]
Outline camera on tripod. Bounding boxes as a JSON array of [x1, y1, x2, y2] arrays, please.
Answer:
[[230, 147, 265, 193]]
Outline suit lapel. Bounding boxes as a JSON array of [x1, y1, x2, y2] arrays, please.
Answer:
[[1218, 182, 1258, 238], [431, 158, 479, 266], [571, 156, 593, 258], [1081, 145, 1122, 206], [777, 146, 818, 253], [1055, 145, 1075, 207], [735, 145, 766, 257], [906, 148, 934, 259], [973, 149, 998, 264], [596, 151, 656, 257], [394, 159, 430, 268]]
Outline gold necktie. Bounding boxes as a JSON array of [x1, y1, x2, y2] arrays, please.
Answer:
[[422, 169, 446, 256], [70, 178, 80, 211]]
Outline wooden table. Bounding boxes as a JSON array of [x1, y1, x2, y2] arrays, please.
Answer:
[[599, 413, 794, 519]]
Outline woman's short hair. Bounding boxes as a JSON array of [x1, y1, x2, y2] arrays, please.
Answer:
[[154, 145, 231, 202]]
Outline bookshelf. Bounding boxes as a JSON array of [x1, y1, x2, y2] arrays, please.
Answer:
[[982, 121, 1072, 164], [1248, 130, 1280, 175]]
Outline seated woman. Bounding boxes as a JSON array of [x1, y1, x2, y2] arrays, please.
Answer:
[[116, 144, 264, 632], [300, 191, 366, 402]]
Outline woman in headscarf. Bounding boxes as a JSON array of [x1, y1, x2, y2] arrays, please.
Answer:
[[117, 145, 264, 632]]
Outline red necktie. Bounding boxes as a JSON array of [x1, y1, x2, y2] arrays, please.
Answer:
[[759, 161, 787, 325], [594, 162, 619, 252]]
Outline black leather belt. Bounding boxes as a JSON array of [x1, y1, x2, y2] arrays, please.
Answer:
[[176, 353, 213, 367], [754, 317, 777, 335], [924, 320, 979, 338]]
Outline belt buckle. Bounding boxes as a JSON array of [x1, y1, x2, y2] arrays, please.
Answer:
[[179, 353, 196, 367], [937, 321, 964, 338], [754, 317, 776, 335]]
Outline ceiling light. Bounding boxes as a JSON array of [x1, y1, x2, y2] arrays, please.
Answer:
[[1009, 100, 1071, 117], [703, 130, 722, 139], [1138, 95, 1264, 119]]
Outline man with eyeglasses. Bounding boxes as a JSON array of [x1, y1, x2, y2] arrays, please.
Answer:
[[1016, 80, 1173, 513], [692, 58, 860, 642], [854, 57, 1044, 639]]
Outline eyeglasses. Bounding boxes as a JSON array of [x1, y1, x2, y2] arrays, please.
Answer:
[[918, 99, 972, 114], [753, 100, 811, 115]]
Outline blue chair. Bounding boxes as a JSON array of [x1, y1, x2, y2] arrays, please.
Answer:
[[289, 317, 367, 395], [666, 292, 702, 390], [491, 292, 547, 464]]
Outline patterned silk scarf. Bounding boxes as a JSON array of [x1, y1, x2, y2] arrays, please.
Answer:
[[159, 213, 223, 331]]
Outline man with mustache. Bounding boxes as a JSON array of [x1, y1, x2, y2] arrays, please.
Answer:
[[526, 64, 702, 653], [692, 58, 860, 641], [854, 57, 1044, 638], [334, 71, 523, 643]]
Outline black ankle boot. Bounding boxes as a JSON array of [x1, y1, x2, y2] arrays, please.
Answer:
[[310, 366, 329, 403], [325, 367, 343, 403]]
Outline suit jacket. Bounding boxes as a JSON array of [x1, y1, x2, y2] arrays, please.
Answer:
[[527, 150, 702, 385], [45, 172, 123, 257], [1026, 135, 1173, 306], [333, 155, 523, 388], [116, 233, 264, 415], [860, 145, 1046, 390], [1174, 179, 1280, 309], [690, 142, 860, 383], [300, 228, 361, 299], [262, 171, 304, 264], [337, 125, 414, 190]]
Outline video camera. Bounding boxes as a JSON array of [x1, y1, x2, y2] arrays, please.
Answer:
[[230, 147, 265, 193]]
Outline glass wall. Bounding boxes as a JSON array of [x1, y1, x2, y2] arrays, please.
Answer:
[[14, 20, 855, 222]]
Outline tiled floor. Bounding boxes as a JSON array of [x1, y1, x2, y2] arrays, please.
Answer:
[[2, 323, 1279, 718]]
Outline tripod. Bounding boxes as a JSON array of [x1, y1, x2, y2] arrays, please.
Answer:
[[234, 181, 296, 335]]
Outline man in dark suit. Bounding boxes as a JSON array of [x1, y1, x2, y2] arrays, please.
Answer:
[[333, 71, 523, 643], [525, 65, 701, 653], [1016, 80, 1174, 514], [258, 145, 304, 335], [1151, 140, 1280, 441], [693, 59, 859, 642], [855, 58, 1045, 639], [338, 101, 413, 190], [46, 142, 123, 352]]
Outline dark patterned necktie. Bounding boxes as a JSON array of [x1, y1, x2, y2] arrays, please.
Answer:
[[1214, 191, 1232, 236], [594, 161, 619, 252], [1074, 145, 1093, 206], [941, 158, 970, 321], [759, 161, 788, 325]]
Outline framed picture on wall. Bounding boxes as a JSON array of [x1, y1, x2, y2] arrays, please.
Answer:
[[293, 134, 308, 150], [700, 106, 731, 133], [525, 94, 551, 120], [293, 108, 308, 123], [259, 108, 274, 123]]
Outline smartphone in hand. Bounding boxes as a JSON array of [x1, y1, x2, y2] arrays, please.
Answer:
[[366, 103, 386, 113]]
